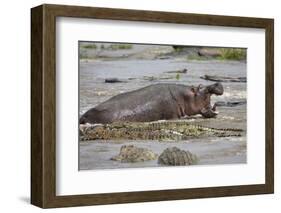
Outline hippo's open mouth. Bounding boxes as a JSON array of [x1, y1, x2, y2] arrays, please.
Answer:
[[201, 103, 218, 118], [200, 82, 223, 118]]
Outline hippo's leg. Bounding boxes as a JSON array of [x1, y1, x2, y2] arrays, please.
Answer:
[[200, 104, 218, 118]]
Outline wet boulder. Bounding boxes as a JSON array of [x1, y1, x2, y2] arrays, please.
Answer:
[[111, 145, 158, 163], [158, 147, 198, 166]]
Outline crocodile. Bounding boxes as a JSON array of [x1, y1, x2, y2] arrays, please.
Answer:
[[158, 147, 198, 166], [80, 120, 244, 141]]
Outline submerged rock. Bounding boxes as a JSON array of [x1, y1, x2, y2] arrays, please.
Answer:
[[158, 147, 198, 166], [111, 145, 158, 163]]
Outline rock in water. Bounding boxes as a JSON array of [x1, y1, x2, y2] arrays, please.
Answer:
[[158, 147, 198, 166], [111, 145, 158, 163]]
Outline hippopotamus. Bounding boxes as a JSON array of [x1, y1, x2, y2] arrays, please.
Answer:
[[80, 82, 223, 124]]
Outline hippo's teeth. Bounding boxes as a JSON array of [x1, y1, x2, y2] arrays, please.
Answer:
[[211, 104, 219, 115], [211, 103, 217, 111]]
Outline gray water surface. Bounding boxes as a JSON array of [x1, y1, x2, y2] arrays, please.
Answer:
[[79, 45, 247, 170]]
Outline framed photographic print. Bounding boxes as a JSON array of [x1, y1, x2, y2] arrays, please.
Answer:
[[31, 4, 274, 208]]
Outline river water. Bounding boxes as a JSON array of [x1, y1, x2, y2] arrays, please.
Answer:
[[79, 45, 247, 170]]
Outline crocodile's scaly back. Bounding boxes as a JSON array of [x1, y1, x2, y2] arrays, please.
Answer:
[[80, 121, 243, 141]]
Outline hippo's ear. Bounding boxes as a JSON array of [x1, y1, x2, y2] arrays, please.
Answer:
[[191, 84, 203, 96], [191, 86, 196, 94], [198, 84, 203, 90], [191, 86, 198, 96]]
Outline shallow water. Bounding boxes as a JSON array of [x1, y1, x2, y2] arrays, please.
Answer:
[[80, 136, 246, 170], [79, 46, 247, 170]]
